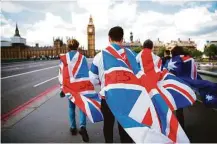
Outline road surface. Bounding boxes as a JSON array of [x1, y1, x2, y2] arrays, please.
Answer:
[[1, 60, 217, 143], [1, 60, 93, 115]]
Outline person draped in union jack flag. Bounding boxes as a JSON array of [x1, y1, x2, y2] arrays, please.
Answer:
[[90, 27, 190, 143], [136, 40, 197, 130], [89, 26, 134, 143], [166, 46, 217, 108], [58, 39, 91, 142], [136, 39, 162, 76]]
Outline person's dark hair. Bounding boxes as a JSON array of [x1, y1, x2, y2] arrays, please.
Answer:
[[165, 50, 170, 55], [171, 46, 187, 57], [108, 26, 124, 42], [143, 39, 153, 49], [68, 39, 79, 50]]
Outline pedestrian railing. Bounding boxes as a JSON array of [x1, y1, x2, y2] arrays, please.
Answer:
[[198, 70, 217, 77]]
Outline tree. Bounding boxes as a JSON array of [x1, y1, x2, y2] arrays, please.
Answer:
[[157, 46, 166, 57], [183, 48, 203, 59], [95, 50, 101, 55], [131, 47, 142, 53], [204, 44, 217, 59]]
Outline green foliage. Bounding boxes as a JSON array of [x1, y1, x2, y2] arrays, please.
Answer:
[[204, 44, 217, 59], [157, 46, 166, 57], [183, 48, 203, 59], [131, 47, 142, 53], [95, 50, 101, 55]]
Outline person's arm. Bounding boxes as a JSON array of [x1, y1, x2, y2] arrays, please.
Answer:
[[89, 54, 100, 87], [135, 51, 144, 76], [58, 61, 65, 97]]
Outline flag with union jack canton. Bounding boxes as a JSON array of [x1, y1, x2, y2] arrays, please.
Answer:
[[100, 44, 189, 143], [164, 55, 217, 108], [59, 51, 103, 123], [157, 70, 197, 111], [137, 50, 197, 111]]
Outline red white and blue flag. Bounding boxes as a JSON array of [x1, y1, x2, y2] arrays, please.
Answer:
[[157, 70, 196, 111], [136, 48, 162, 75], [164, 55, 217, 108], [101, 44, 189, 143], [59, 51, 103, 123], [137, 50, 197, 111]]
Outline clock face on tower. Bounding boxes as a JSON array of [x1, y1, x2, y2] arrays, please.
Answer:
[[88, 28, 93, 33]]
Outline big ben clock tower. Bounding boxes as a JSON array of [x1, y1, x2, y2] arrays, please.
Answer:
[[87, 15, 95, 58]]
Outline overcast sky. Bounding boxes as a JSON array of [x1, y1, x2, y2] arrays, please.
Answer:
[[1, 0, 217, 51]]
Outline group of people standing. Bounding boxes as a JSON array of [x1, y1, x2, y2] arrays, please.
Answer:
[[58, 26, 217, 143]]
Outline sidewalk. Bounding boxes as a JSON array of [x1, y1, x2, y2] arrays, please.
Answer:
[[1, 86, 217, 143], [1, 87, 120, 143]]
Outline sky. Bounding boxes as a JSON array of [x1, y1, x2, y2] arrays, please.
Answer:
[[1, 0, 217, 51]]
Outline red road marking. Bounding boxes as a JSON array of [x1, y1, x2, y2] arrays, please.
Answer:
[[1, 85, 59, 121]]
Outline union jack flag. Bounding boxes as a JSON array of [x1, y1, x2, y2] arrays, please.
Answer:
[[101, 44, 189, 143], [157, 70, 196, 111], [137, 50, 196, 111], [136, 48, 162, 75], [59, 51, 103, 123]]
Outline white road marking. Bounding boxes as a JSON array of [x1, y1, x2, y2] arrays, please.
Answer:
[[33, 76, 58, 87], [1, 63, 58, 72], [1, 61, 58, 69], [1, 66, 58, 80], [197, 99, 217, 112]]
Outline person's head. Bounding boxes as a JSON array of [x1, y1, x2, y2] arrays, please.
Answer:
[[67, 39, 79, 51], [171, 46, 186, 57], [164, 50, 170, 57], [108, 26, 124, 44], [143, 39, 153, 50]]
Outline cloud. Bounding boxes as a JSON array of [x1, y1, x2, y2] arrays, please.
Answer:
[[1, 1, 217, 52], [151, 0, 188, 6], [0, 13, 15, 37], [174, 7, 217, 34], [24, 12, 77, 46], [1, 2, 27, 13]]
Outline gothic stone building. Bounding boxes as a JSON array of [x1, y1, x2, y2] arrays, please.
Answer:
[[1, 16, 95, 60], [123, 32, 142, 48], [122, 32, 165, 55], [153, 38, 165, 54]]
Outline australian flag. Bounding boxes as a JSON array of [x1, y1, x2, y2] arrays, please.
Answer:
[[59, 51, 103, 123], [164, 55, 217, 108]]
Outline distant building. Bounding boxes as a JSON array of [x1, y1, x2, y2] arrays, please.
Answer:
[[87, 15, 95, 58], [122, 34, 167, 55], [1, 40, 12, 47], [206, 41, 217, 47], [123, 32, 142, 48], [166, 38, 197, 50], [153, 38, 165, 54], [1, 16, 95, 60], [1, 23, 26, 48]]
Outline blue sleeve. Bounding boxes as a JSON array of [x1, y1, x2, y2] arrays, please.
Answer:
[[90, 62, 99, 75], [89, 55, 100, 86]]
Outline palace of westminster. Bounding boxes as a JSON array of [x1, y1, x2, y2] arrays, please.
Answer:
[[1, 16, 197, 60]]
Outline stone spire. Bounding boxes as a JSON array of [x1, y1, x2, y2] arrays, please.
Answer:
[[89, 15, 93, 25], [130, 32, 133, 43], [14, 23, 20, 37]]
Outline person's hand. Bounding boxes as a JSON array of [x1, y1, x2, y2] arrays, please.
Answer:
[[60, 91, 65, 98]]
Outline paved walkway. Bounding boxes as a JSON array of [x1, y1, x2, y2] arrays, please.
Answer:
[[1, 87, 217, 143], [1, 87, 120, 143]]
